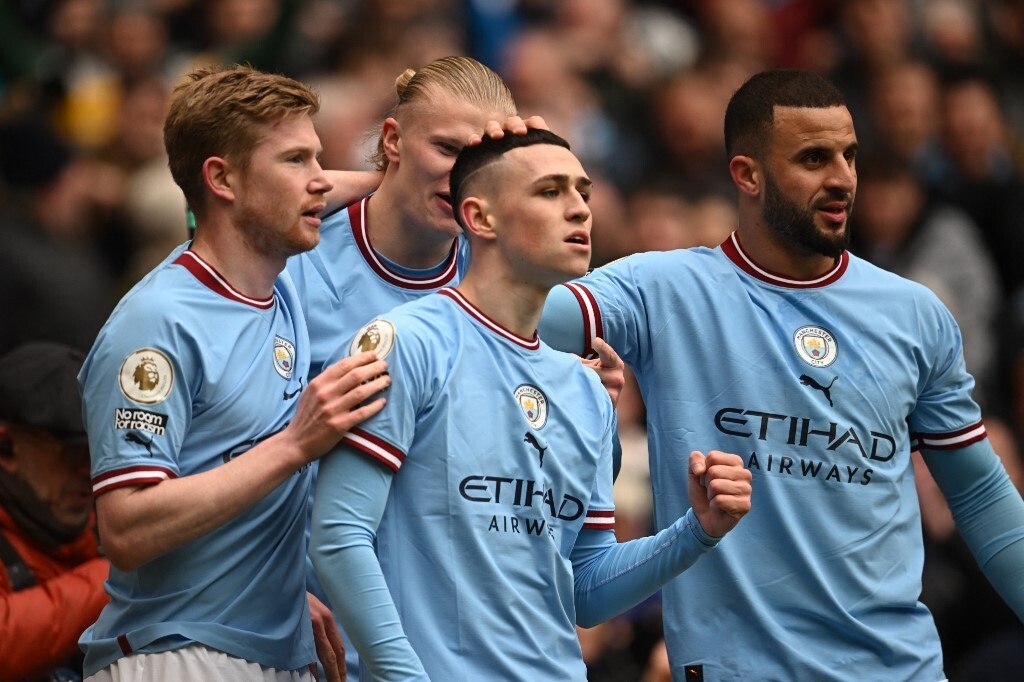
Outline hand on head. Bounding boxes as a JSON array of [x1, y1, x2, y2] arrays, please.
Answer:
[[468, 115, 549, 147]]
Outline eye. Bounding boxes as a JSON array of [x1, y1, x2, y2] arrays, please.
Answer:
[[540, 187, 559, 198], [803, 151, 823, 166], [437, 142, 460, 156]]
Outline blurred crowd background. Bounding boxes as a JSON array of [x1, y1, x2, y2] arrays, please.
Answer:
[[1, 0, 1023, 679]]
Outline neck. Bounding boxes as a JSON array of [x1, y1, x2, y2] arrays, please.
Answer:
[[190, 215, 283, 299], [736, 218, 840, 280], [366, 181, 457, 269], [456, 265, 549, 339]]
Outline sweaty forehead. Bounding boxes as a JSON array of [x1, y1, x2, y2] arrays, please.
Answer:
[[770, 105, 856, 151]]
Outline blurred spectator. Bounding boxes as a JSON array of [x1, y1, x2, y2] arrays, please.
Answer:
[[852, 157, 1001, 407], [650, 68, 735, 199], [0, 116, 117, 355], [0, 342, 109, 681], [938, 73, 1024, 297], [867, 60, 948, 186], [831, 0, 919, 150]]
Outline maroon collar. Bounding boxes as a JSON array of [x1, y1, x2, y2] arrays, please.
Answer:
[[349, 197, 459, 290], [438, 288, 541, 351], [720, 232, 848, 289], [174, 250, 275, 309]]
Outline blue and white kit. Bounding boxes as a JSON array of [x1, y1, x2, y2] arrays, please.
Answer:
[[79, 246, 315, 676], [541, 232, 1024, 681], [286, 195, 471, 678], [311, 288, 720, 680]]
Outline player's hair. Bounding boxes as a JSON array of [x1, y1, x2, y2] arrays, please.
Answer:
[[724, 70, 846, 158], [164, 65, 320, 217], [449, 128, 571, 230], [369, 56, 517, 171]]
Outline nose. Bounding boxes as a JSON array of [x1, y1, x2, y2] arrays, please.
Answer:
[[567, 190, 591, 223], [310, 159, 333, 196], [825, 156, 856, 195]]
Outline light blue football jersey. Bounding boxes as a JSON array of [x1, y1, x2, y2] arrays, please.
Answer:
[[79, 245, 315, 676], [286, 196, 470, 678], [286, 195, 470, 379], [560, 233, 985, 681], [330, 288, 616, 680]]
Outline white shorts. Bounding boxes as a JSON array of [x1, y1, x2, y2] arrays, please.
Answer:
[[86, 644, 315, 682]]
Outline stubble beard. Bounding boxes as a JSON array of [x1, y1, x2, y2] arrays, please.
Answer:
[[763, 174, 851, 260], [237, 204, 318, 261]]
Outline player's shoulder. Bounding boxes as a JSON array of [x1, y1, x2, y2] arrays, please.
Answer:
[[846, 252, 948, 310], [588, 245, 722, 283], [105, 244, 199, 327], [349, 293, 453, 361]]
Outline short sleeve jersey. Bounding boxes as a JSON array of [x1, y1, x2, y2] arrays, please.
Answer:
[[286, 195, 470, 379], [285, 194, 471, 646], [563, 233, 984, 681], [78, 246, 315, 676], [328, 288, 616, 680]]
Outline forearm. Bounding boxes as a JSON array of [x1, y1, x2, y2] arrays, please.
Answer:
[[97, 431, 307, 570], [924, 440, 1024, 620], [0, 557, 110, 678], [573, 508, 718, 628], [311, 447, 428, 681], [323, 170, 383, 212]]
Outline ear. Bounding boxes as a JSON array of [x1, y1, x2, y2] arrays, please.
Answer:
[[0, 425, 17, 474], [459, 196, 497, 242], [381, 118, 401, 165], [202, 157, 235, 203], [729, 155, 761, 198]]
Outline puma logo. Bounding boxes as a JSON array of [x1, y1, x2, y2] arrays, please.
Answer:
[[284, 377, 304, 401], [524, 431, 548, 468], [800, 374, 838, 407], [124, 432, 154, 456]]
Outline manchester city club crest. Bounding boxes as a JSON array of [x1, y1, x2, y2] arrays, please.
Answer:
[[793, 325, 838, 367], [349, 319, 396, 360], [119, 348, 174, 405], [273, 336, 296, 379], [514, 384, 548, 429]]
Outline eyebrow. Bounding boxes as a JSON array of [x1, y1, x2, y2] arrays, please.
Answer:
[[532, 174, 593, 188]]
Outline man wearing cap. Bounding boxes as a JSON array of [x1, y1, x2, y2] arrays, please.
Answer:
[[0, 342, 110, 680]]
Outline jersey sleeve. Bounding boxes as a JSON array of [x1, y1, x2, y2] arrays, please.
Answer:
[[582, 384, 617, 531], [79, 305, 197, 497], [908, 294, 986, 449], [333, 316, 430, 473], [556, 258, 649, 368]]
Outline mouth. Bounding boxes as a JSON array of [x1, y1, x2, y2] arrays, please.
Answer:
[[302, 204, 326, 227], [816, 201, 849, 225], [565, 231, 590, 247]]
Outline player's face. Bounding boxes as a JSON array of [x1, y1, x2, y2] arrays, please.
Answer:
[[5, 427, 93, 529], [234, 114, 333, 259], [491, 144, 593, 287], [761, 106, 857, 259], [390, 90, 510, 238]]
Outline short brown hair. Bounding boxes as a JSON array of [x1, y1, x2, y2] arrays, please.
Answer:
[[369, 56, 517, 171], [724, 70, 845, 158], [164, 65, 320, 216]]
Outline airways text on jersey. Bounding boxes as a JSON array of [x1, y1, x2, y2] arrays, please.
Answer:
[[714, 406, 899, 487]]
